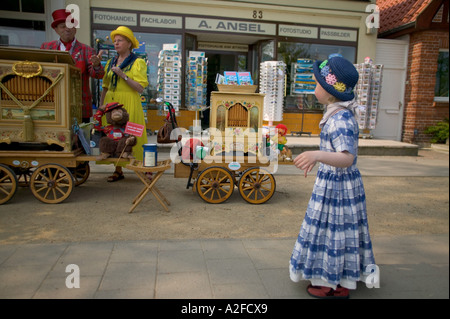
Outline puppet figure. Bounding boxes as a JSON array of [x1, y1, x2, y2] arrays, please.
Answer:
[[275, 123, 293, 162], [94, 102, 137, 160]]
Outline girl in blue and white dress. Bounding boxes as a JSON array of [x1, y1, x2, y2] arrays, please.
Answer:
[[289, 55, 376, 299]]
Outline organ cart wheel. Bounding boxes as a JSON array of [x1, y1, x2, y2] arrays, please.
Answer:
[[196, 166, 234, 204], [30, 164, 74, 204], [238, 167, 276, 204], [70, 161, 90, 186], [0, 164, 18, 205], [15, 167, 35, 187]]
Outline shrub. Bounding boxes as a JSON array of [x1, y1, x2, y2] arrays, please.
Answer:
[[424, 118, 449, 143]]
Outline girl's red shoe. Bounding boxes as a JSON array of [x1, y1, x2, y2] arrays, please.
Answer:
[[307, 284, 349, 299]]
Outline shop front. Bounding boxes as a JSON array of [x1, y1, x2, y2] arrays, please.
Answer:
[[1, 0, 375, 135]]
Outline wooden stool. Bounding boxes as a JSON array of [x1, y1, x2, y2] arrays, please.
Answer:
[[125, 159, 171, 213]]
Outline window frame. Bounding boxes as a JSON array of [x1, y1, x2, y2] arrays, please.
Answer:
[[434, 49, 449, 102]]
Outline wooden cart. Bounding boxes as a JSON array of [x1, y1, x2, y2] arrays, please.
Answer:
[[170, 86, 277, 205], [174, 155, 276, 205], [0, 150, 128, 205]]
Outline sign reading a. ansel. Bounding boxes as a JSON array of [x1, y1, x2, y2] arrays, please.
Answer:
[[185, 17, 276, 35]]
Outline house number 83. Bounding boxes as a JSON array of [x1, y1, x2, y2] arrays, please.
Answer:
[[253, 10, 263, 19]]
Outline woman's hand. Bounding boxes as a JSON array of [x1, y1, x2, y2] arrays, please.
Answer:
[[111, 66, 125, 79]]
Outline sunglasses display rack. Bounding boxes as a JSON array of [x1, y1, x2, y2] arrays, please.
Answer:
[[185, 51, 208, 111], [354, 59, 383, 132], [156, 44, 182, 113], [259, 61, 286, 123]]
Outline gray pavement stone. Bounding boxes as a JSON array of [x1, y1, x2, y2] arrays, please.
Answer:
[[99, 262, 156, 291], [155, 271, 212, 299]]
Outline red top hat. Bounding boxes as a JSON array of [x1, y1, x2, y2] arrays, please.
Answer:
[[51, 9, 78, 28], [104, 102, 123, 113]]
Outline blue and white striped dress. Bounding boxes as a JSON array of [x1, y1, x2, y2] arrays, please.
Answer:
[[289, 108, 375, 290]]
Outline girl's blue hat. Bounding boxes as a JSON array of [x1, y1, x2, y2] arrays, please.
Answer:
[[313, 54, 359, 101]]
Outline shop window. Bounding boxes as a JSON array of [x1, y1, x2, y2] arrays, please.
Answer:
[[261, 40, 275, 62], [3, 0, 44, 13], [93, 30, 182, 110], [435, 50, 449, 102], [0, 0, 45, 48], [0, 18, 45, 48], [238, 54, 248, 72], [277, 41, 356, 112]]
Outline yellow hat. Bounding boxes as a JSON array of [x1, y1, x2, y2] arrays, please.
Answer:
[[110, 26, 139, 49]]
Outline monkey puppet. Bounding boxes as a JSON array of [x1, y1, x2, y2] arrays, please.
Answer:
[[93, 102, 137, 160]]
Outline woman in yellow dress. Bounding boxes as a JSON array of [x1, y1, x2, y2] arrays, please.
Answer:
[[99, 26, 148, 182]]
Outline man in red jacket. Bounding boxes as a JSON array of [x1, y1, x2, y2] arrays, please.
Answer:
[[41, 9, 104, 123]]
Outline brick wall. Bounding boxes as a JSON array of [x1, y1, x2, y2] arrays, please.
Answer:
[[402, 30, 449, 146]]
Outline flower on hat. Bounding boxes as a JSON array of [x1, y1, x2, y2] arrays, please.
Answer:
[[333, 82, 346, 92], [320, 65, 330, 78], [319, 60, 328, 69], [325, 74, 337, 85]]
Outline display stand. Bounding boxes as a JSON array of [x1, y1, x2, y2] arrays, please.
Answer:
[[354, 59, 384, 138], [185, 51, 208, 111], [289, 59, 314, 137], [157, 44, 182, 114], [259, 61, 286, 126], [185, 51, 208, 134]]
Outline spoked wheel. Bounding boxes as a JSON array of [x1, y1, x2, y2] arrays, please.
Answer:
[[69, 161, 90, 186], [30, 164, 74, 204], [238, 167, 276, 204], [196, 166, 235, 204], [0, 164, 18, 205], [14, 167, 35, 187]]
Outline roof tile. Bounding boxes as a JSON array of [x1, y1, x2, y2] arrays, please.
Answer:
[[377, 0, 432, 34]]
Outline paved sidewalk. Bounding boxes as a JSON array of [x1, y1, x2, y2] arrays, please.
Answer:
[[0, 144, 448, 300], [0, 234, 448, 299]]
